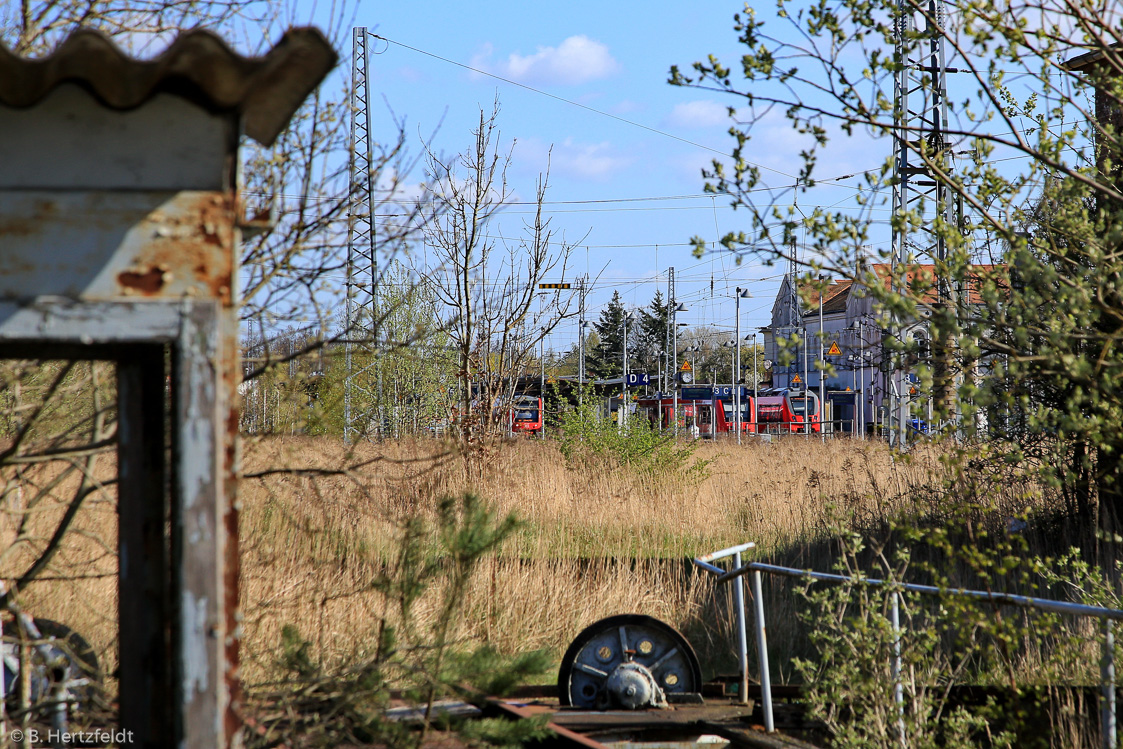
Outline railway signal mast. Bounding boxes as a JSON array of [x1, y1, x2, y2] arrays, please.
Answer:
[[345, 27, 381, 444], [889, 0, 962, 448]]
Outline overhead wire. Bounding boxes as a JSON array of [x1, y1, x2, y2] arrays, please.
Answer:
[[370, 32, 801, 180], [336, 35, 1092, 350], [241, 170, 879, 207]]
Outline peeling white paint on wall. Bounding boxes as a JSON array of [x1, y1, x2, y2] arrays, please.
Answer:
[[182, 591, 210, 697]]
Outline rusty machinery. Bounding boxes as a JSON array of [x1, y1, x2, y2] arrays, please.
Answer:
[[557, 615, 703, 710], [0, 28, 336, 747]]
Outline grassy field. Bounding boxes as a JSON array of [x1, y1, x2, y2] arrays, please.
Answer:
[[235, 435, 968, 685], [4, 433, 1056, 696]]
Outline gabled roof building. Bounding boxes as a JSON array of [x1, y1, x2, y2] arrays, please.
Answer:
[[763, 263, 1003, 434]]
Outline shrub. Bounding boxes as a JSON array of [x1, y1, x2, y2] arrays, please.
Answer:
[[556, 391, 710, 482]]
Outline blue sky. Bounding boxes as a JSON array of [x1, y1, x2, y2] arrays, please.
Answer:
[[331, 1, 1017, 356]]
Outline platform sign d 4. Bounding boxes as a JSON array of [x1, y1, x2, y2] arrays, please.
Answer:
[[626, 373, 650, 386]]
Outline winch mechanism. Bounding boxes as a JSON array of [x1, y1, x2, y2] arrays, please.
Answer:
[[557, 614, 702, 710]]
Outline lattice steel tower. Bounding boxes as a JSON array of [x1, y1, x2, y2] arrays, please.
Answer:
[[345, 27, 381, 444], [889, 0, 961, 448]]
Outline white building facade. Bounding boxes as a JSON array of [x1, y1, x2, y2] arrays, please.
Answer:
[[763, 267, 938, 434]]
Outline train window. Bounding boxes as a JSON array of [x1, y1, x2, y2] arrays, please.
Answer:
[[516, 409, 539, 421], [758, 405, 783, 421], [790, 396, 818, 416]]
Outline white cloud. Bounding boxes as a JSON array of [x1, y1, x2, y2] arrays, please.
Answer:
[[518, 137, 631, 182], [666, 100, 736, 129], [472, 35, 619, 86]]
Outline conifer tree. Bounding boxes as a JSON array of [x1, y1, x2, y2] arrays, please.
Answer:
[[635, 290, 671, 377], [587, 291, 627, 378]]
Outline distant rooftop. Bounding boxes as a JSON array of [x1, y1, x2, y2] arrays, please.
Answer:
[[798, 279, 853, 314]]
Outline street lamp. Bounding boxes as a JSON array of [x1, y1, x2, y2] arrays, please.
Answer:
[[849, 318, 877, 438], [540, 325, 548, 439], [672, 303, 688, 436], [847, 320, 861, 437], [734, 287, 751, 445], [722, 338, 736, 442], [683, 341, 702, 437], [578, 319, 590, 407], [687, 342, 701, 377], [745, 333, 758, 433], [818, 275, 829, 440], [846, 351, 859, 435], [723, 339, 736, 377], [621, 310, 634, 432]]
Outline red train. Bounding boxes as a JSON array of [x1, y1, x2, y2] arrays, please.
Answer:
[[754, 389, 821, 433], [635, 388, 820, 436], [510, 394, 544, 435]]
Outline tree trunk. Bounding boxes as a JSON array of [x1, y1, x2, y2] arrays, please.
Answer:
[[1097, 443, 1123, 573]]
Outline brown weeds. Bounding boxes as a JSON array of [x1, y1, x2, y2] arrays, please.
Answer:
[[2, 433, 1056, 694]]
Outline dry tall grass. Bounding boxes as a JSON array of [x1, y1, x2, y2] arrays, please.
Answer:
[[0, 455, 119, 696], [236, 435, 979, 686], [1, 433, 1056, 697], [241, 434, 942, 559]]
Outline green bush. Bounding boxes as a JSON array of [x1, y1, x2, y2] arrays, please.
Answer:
[[555, 390, 710, 481]]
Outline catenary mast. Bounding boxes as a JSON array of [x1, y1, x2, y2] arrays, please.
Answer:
[[345, 27, 381, 444], [890, 0, 961, 448]]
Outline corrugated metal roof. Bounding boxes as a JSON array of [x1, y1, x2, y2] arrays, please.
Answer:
[[0, 27, 337, 146], [1063, 44, 1121, 73]]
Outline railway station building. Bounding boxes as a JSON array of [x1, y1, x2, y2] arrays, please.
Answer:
[[762, 264, 1001, 436]]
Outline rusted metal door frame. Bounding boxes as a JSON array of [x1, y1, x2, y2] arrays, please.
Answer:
[[0, 299, 237, 748]]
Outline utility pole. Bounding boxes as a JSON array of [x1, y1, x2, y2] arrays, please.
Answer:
[[655, 269, 664, 433], [802, 335, 809, 434], [753, 332, 759, 425], [578, 322, 586, 404], [538, 291, 546, 439], [620, 311, 632, 432], [578, 276, 587, 407], [670, 267, 679, 437], [819, 276, 826, 441], [345, 27, 379, 444], [735, 288, 751, 445], [540, 328, 546, 439]]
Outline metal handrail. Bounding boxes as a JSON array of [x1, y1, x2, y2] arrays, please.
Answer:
[[692, 543, 763, 724], [695, 545, 1122, 748], [720, 561, 1123, 621]]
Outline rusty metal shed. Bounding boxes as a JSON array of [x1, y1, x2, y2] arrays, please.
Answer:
[[0, 27, 335, 747]]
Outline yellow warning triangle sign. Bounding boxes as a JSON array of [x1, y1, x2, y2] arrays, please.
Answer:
[[792, 374, 802, 384], [827, 341, 842, 356], [681, 360, 692, 371]]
